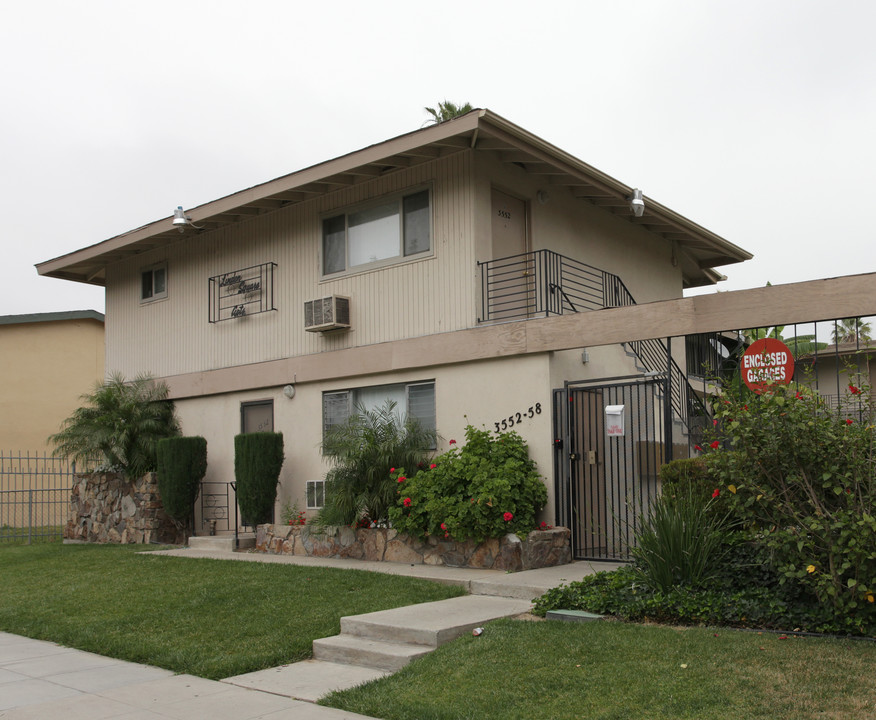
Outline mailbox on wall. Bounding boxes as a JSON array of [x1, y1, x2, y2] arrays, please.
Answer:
[[605, 405, 625, 436]]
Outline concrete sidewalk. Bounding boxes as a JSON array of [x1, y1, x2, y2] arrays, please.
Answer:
[[150, 545, 623, 600], [1, 548, 621, 717], [0, 631, 377, 719]]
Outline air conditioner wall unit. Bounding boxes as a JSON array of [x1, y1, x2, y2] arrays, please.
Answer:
[[304, 295, 351, 332]]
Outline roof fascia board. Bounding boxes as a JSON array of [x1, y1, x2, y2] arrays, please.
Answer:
[[478, 111, 751, 266], [37, 112, 484, 277]]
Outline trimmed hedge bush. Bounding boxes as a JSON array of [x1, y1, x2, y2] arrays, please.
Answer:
[[156, 436, 208, 526], [234, 432, 284, 525]]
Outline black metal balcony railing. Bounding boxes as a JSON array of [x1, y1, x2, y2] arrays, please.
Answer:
[[478, 250, 634, 323], [478, 249, 708, 439]]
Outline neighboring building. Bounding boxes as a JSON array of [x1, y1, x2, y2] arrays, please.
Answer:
[[799, 341, 874, 419], [36, 109, 753, 547], [0, 310, 105, 454]]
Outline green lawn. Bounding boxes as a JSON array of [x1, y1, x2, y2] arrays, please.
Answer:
[[0, 543, 464, 679], [3, 543, 874, 719], [321, 618, 876, 720]]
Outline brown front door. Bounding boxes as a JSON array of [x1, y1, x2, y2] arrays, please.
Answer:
[[489, 189, 532, 319]]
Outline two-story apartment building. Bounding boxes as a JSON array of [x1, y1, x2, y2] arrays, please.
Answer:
[[37, 109, 752, 545]]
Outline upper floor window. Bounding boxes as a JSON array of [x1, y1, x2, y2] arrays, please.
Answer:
[[140, 264, 167, 303], [322, 189, 431, 275]]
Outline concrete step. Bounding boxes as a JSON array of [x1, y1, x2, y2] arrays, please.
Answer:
[[340, 595, 533, 647], [187, 534, 255, 551], [312, 634, 433, 672]]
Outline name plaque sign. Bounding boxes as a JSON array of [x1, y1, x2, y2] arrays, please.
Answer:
[[208, 262, 277, 323]]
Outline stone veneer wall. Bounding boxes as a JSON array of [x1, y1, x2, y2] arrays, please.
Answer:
[[256, 524, 571, 572], [65, 472, 183, 545]]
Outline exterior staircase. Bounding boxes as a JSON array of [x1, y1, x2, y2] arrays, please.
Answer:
[[312, 595, 533, 671]]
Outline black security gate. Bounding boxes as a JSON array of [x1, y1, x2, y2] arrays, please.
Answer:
[[554, 375, 692, 561]]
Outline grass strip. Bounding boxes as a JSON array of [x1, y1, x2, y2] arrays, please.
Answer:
[[0, 542, 464, 679], [321, 618, 876, 720]]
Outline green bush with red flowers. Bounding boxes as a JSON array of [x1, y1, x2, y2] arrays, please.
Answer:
[[704, 380, 876, 634], [387, 425, 547, 542]]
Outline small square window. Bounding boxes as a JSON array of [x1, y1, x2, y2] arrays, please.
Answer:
[[306, 480, 325, 509], [140, 264, 167, 302]]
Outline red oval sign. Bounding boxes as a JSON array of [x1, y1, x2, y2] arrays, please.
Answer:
[[741, 338, 795, 393]]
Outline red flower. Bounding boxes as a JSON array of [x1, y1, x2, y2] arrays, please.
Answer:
[[795, 392, 803, 399], [503, 512, 514, 522], [712, 488, 720, 498], [403, 497, 412, 507], [846, 418, 854, 425], [397, 476, 406, 483], [713, 419, 719, 427], [429, 463, 437, 469], [440, 522, 447, 530], [849, 384, 860, 395], [444, 532, 450, 538], [449, 439, 457, 445], [694, 444, 703, 452], [390, 467, 396, 474], [710, 440, 720, 450]]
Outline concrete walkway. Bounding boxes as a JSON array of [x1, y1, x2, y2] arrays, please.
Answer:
[[0, 548, 621, 718]]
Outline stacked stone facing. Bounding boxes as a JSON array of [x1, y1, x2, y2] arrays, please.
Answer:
[[65, 472, 183, 545], [255, 524, 571, 572]]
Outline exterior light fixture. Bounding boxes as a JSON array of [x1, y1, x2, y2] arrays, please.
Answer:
[[172, 206, 204, 232], [629, 188, 645, 218], [283, 384, 296, 399]]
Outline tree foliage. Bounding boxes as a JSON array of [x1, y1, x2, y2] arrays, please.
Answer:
[[705, 382, 876, 634], [423, 100, 474, 125], [318, 401, 436, 526], [832, 317, 872, 344], [50, 372, 180, 478], [234, 432, 285, 526], [157, 436, 208, 528]]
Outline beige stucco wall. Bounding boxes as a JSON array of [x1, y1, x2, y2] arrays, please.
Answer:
[[176, 351, 626, 529], [0, 318, 105, 454]]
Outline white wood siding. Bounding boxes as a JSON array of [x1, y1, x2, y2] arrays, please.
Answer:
[[106, 153, 475, 378]]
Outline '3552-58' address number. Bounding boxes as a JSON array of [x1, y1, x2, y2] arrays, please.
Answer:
[[494, 403, 542, 432]]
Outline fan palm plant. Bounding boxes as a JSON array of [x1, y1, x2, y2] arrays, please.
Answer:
[[50, 372, 180, 478], [423, 100, 474, 125]]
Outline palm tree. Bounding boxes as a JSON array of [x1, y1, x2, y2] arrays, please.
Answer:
[[832, 317, 872, 344], [318, 400, 436, 526], [50, 372, 180, 477], [424, 100, 474, 125]]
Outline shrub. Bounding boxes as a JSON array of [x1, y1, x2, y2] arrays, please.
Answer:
[[156, 436, 207, 529], [631, 487, 728, 593], [318, 401, 435, 526], [234, 432, 284, 525], [659, 457, 710, 497], [50, 372, 180, 478], [388, 425, 548, 542], [705, 382, 876, 635]]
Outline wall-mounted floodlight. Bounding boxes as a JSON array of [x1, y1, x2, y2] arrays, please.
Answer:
[[629, 189, 645, 218], [172, 206, 204, 232]]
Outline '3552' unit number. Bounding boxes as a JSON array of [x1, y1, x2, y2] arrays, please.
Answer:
[[494, 403, 542, 432]]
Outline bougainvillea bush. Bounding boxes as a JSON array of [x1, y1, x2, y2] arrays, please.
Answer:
[[705, 381, 875, 634], [387, 425, 547, 542]]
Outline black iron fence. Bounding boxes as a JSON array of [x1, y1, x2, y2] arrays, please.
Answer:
[[478, 249, 633, 323], [0, 451, 78, 543]]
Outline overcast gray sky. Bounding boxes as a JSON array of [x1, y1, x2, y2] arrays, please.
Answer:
[[2, 0, 874, 316]]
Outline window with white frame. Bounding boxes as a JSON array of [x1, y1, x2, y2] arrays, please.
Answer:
[[140, 263, 167, 302], [322, 381, 436, 446], [322, 189, 431, 275], [306, 480, 326, 509]]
